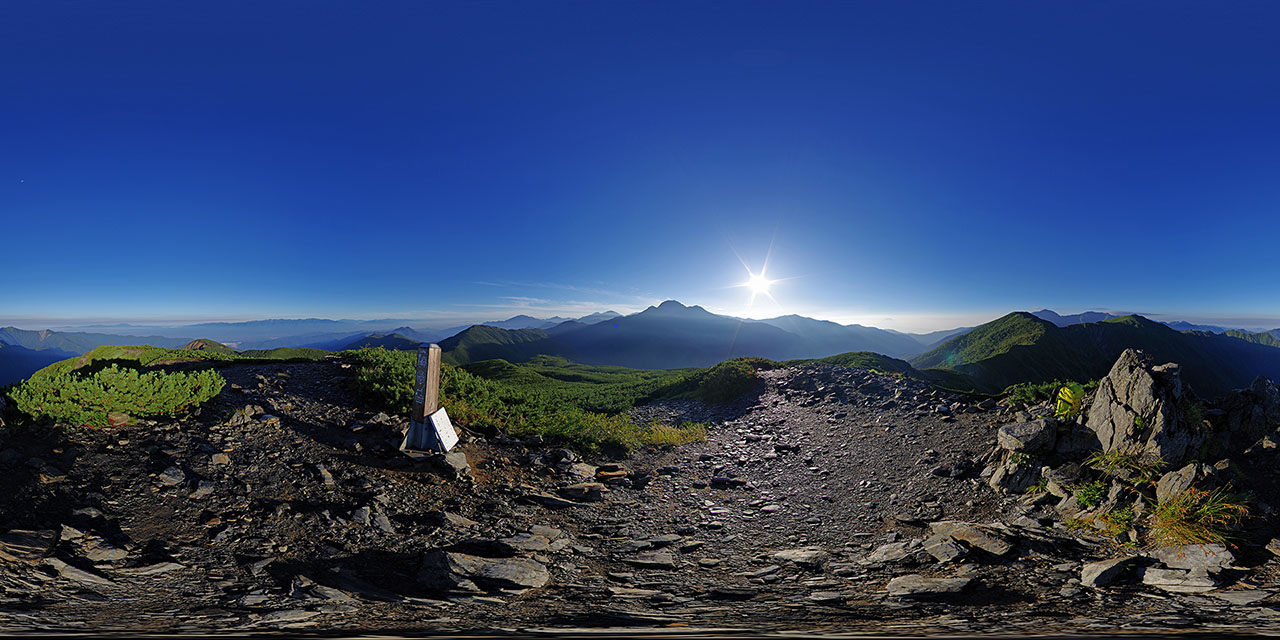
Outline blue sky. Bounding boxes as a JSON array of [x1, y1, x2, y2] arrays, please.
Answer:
[[3, 1, 1279, 332]]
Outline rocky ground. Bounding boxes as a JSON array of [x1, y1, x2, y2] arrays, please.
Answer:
[[4, 356, 1280, 635]]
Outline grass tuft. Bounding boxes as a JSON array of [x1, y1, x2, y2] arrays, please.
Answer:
[[1148, 487, 1249, 547], [1086, 447, 1167, 485], [641, 421, 708, 447]]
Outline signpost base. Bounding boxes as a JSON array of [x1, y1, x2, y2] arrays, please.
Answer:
[[400, 407, 459, 453]]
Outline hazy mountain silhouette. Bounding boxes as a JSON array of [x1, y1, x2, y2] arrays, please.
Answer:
[[437, 300, 949, 369], [0, 343, 79, 386]]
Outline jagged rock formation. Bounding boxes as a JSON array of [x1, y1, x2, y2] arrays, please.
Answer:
[[1086, 349, 1202, 467]]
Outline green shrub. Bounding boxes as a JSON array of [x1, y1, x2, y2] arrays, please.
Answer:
[[1071, 480, 1108, 509], [1148, 487, 1249, 547], [1101, 506, 1136, 536], [340, 348, 710, 454], [698, 359, 760, 403], [11, 364, 225, 427]]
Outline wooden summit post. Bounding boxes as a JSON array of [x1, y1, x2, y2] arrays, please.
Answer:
[[400, 343, 458, 453], [413, 343, 442, 421]]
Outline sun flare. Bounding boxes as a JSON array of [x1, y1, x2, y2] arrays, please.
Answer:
[[746, 272, 773, 296], [738, 268, 778, 306]]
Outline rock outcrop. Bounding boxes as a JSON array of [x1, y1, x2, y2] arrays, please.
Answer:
[[1086, 349, 1202, 467]]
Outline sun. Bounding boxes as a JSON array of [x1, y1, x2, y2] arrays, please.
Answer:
[[746, 272, 773, 296], [738, 268, 777, 306]]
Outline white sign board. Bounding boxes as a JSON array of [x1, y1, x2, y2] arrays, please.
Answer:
[[401, 407, 458, 453], [428, 407, 458, 452]]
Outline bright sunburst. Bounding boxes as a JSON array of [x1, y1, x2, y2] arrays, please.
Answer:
[[739, 268, 777, 306], [746, 272, 773, 297]]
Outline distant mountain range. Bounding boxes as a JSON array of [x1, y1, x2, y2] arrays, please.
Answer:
[[913, 312, 1280, 398], [1029, 309, 1277, 335], [0, 327, 193, 385], [435, 301, 960, 369], [6, 305, 1280, 396]]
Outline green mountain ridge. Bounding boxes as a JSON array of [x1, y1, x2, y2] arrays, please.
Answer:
[[913, 312, 1280, 397]]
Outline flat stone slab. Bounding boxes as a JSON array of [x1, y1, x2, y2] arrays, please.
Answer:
[[624, 552, 677, 569], [928, 521, 1012, 556], [886, 574, 972, 598], [43, 558, 117, 587], [419, 551, 549, 592], [1139, 567, 1218, 593], [923, 534, 967, 563], [1151, 544, 1236, 573], [772, 546, 828, 568], [0, 530, 56, 562], [1211, 589, 1273, 605], [864, 541, 917, 564], [557, 482, 607, 503], [1082, 557, 1134, 588]]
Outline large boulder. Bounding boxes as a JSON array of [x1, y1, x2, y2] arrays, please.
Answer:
[[1086, 349, 1203, 467], [418, 550, 549, 593], [988, 459, 1040, 494], [1081, 557, 1134, 588], [997, 420, 1057, 454], [1154, 463, 1217, 505], [1216, 376, 1280, 456]]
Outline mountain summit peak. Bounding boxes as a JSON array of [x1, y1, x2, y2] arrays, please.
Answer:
[[643, 300, 713, 317]]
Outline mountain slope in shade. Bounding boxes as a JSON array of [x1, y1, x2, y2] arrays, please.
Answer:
[[1219, 330, 1280, 349], [1164, 320, 1232, 334], [0, 343, 80, 386], [182, 339, 238, 354], [0, 326, 188, 353], [1030, 309, 1121, 327], [340, 333, 423, 351], [575, 310, 622, 325], [438, 326, 552, 366], [913, 313, 1280, 397], [757, 315, 923, 359]]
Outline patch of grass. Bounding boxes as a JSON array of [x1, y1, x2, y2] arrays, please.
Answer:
[[1086, 447, 1167, 485], [641, 421, 708, 447], [1101, 506, 1136, 536], [1008, 451, 1032, 466], [1025, 477, 1049, 495], [10, 364, 225, 427], [238, 347, 330, 361], [1071, 480, 1108, 509], [1063, 518, 1091, 532], [1148, 487, 1249, 547]]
